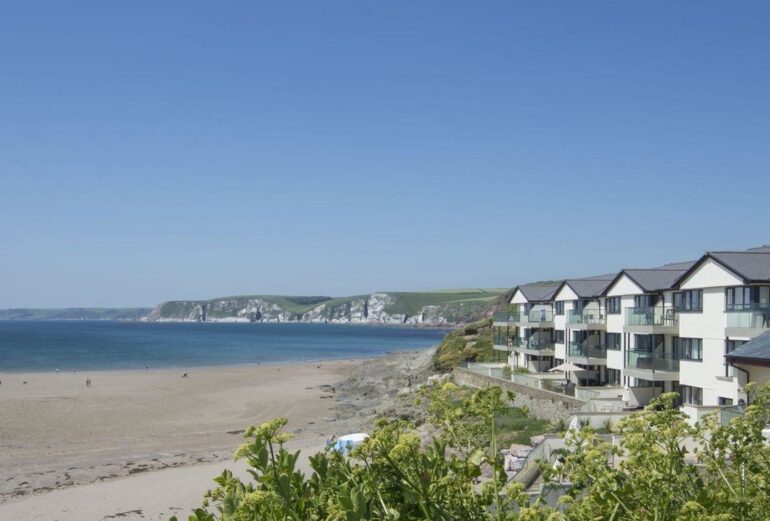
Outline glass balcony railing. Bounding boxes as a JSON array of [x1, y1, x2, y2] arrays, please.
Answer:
[[492, 311, 522, 323], [493, 335, 515, 347], [626, 350, 680, 372], [726, 306, 770, 329], [625, 307, 678, 327], [567, 310, 606, 326], [513, 338, 555, 351], [567, 341, 607, 359], [522, 309, 554, 324]]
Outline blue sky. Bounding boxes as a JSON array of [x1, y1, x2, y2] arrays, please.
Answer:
[[1, 2, 769, 307]]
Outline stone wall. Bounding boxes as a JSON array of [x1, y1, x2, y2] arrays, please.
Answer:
[[453, 368, 584, 423]]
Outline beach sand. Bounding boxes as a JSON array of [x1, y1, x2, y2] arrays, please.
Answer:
[[0, 348, 435, 520]]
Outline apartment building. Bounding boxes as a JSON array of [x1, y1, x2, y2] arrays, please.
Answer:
[[493, 245, 770, 411], [492, 282, 561, 372], [552, 275, 615, 386], [672, 248, 770, 407], [601, 262, 695, 402]]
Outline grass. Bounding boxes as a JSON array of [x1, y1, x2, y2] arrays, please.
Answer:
[[496, 408, 551, 446], [432, 319, 495, 372]]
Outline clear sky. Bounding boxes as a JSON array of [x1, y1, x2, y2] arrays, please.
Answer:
[[1, 2, 769, 308]]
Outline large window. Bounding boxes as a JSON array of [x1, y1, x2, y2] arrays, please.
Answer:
[[726, 286, 770, 310], [555, 330, 565, 343], [634, 334, 663, 352], [606, 332, 621, 350], [673, 290, 702, 312], [675, 337, 702, 361], [606, 297, 621, 314], [554, 301, 564, 315], [679, 385, 703, 405]]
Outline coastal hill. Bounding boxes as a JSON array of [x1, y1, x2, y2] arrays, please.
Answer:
[[145, 289, 506, 326]]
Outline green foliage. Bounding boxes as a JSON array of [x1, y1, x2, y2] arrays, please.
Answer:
[[433, 319, 494, 372], [174, 384, 770, 521], [543, 385, 770, 520]]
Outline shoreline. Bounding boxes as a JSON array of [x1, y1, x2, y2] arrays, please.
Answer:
[[0, 347, 437, 519]]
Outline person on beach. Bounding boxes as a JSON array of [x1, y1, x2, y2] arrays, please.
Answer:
[[86, 378, 91, 388]]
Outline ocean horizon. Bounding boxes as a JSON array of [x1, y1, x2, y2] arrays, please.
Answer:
[[0, 320, 449, 373]]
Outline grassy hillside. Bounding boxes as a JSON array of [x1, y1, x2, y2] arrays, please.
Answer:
[[432, 318, 495, 372], [383, 289, 504, 316]]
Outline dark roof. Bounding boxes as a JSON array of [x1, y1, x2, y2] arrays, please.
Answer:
[[709, 252, 770, 281], [603, 261, 695, 295], [516, 282, 563, 302], [726, 330, 770, 364], [675, 251, 770, 287], [557, 275, 616, 299], [746, 245, 770, 253]]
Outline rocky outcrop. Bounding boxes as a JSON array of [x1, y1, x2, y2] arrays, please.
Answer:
[[144, 291, 497, 326]]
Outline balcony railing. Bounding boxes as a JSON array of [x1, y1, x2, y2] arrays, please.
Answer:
[[521, 309, 554, 324], [726, 306, 770, 329], [513, 338, 555, 351], [625, 307, 678, 327], [493, 335, 515, 348], [567, 341, 607, 359], [493, 312, 522, 323], [626, 350, 680, 372], [567, 310, 606, 326]]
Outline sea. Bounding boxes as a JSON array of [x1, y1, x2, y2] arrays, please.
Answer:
[[0, 321, 449, 373]]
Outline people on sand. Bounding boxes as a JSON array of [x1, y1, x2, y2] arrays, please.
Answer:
[[86, 378, 91, 387], [182, 372, 188, 378]]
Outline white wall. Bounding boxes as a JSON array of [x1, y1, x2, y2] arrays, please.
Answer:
[[679, 258, 743, 290], [678, 286, 736, 405]]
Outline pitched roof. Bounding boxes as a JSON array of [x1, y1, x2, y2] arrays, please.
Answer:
[[746, 245, 770, 253], [516, 282, 563, 302], [709, 252, 770, 282], [602, 260, 695, 295], [558, 275, 616, 298], [726, 330, 770, 365]]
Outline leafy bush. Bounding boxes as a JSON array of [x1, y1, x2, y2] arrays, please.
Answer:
[[173, 383, 770, 521]]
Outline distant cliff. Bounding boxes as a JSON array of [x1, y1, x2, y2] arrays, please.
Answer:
[[145, 290, 505, 326]]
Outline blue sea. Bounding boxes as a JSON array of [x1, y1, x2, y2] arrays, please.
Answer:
[[0, 321, 449, 373]]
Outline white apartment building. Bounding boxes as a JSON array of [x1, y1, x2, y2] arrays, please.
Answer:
[[492, 245, 770, 412], [552, 275, 615, 386], [493, 282, 561, 372]]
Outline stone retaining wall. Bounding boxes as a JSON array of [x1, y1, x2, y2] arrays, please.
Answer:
[[453, 368, 584, 423]]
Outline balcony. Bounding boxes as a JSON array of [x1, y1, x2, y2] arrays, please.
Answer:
[[492, 334, 515, 352], [567, 310, 606, 330], [512, 337, 555, 357], [624, 307, 679, 334], [516, 308, 555, 329], [566, 341, 608, 365], [624, 350, 680, 381], [725, 306, 770, 338], [492, 311, 522, 326]]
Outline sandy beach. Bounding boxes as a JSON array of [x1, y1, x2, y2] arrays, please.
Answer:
[[0, 348, 433, 520]]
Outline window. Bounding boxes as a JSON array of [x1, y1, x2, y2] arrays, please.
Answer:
[[634, 294, 659, 308], [606, 297, 621, 314], [726, 286, 770, 310], [634, 334, 663, 352], [673, 290, 702, 312], [606, 333, 621, 350], [554, 330, 565, 343], [679, 385, 703, 405], [675, 337, 702, 361], [554, 301, 564, 315], [607, 368, 621, 386]]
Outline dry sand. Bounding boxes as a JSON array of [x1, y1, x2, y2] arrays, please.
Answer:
[[0, 348, 435, 520]]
